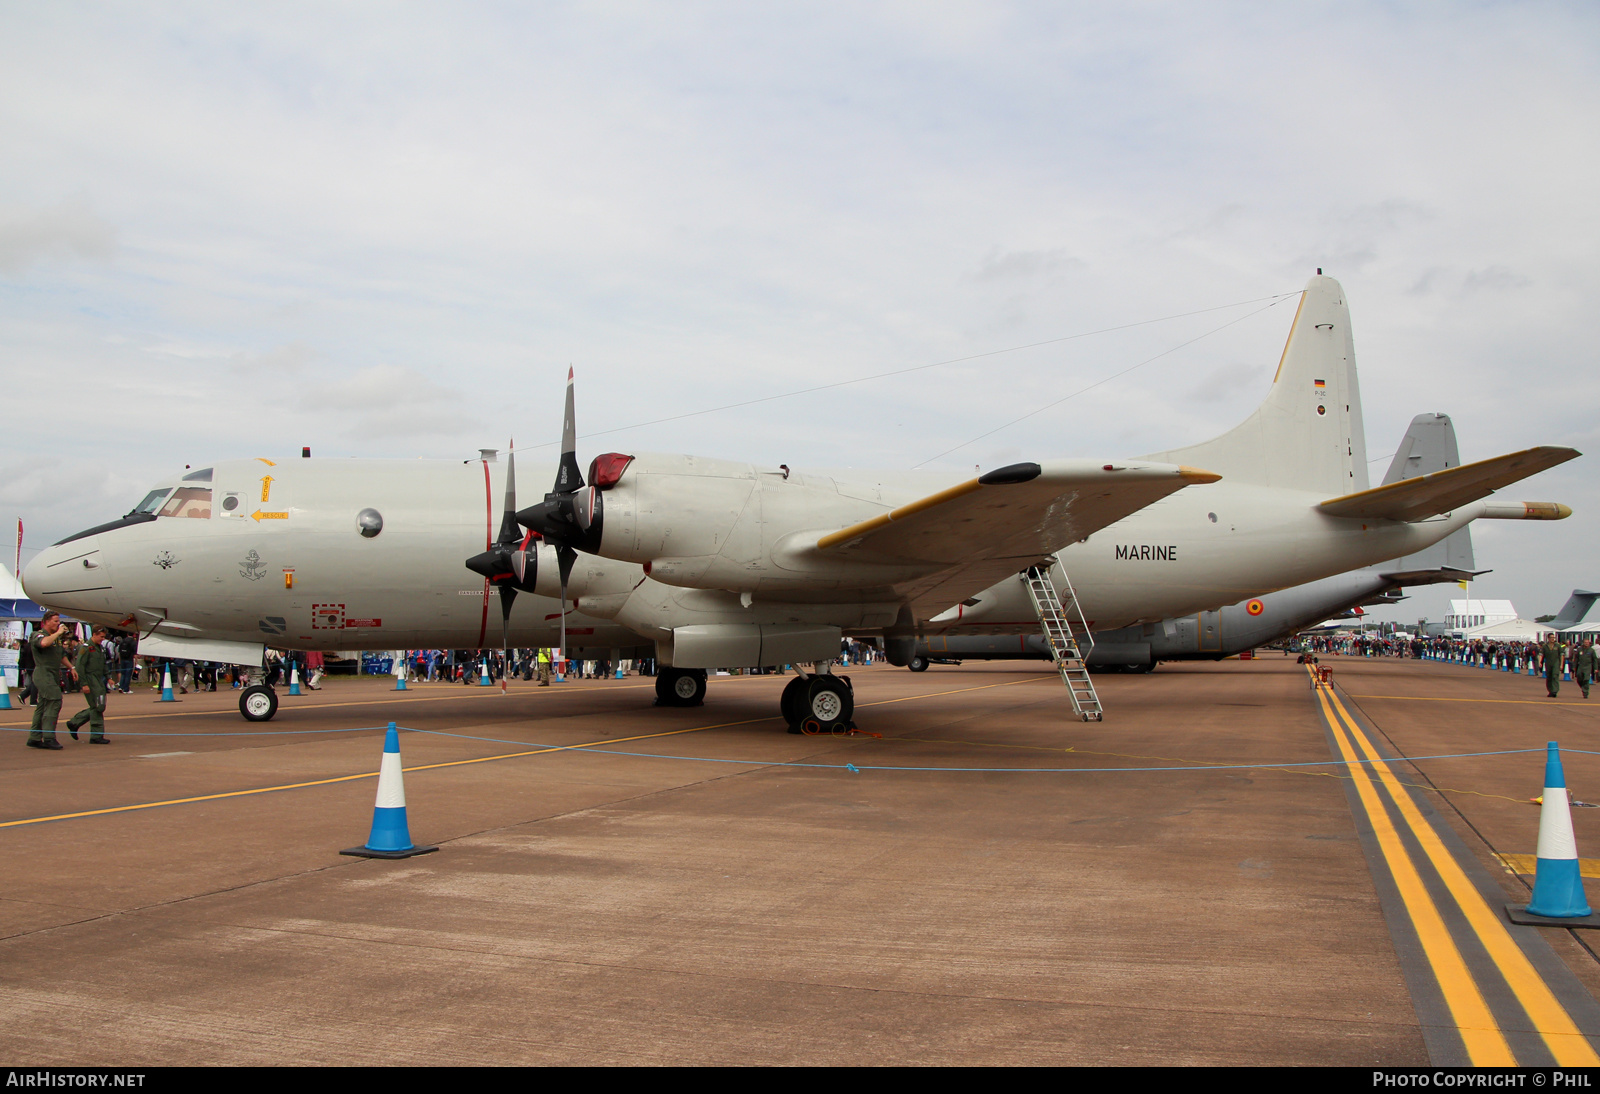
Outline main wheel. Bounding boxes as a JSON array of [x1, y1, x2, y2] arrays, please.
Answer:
[[908, 655, 929, 672], [655, 667, 707, 707], [779, 675, 808, 727], [795, 676, 854, 734], [240, 684, 278, 722]]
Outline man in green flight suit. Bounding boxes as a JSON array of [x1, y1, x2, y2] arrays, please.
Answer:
[[1541, 632, 1568, 699], [26, 611, 72, 750], [66, 625, 112, 744], [1575, 638, 1598, 701]]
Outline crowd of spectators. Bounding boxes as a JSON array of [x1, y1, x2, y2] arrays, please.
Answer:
[[1293, 631, 1592, 678]]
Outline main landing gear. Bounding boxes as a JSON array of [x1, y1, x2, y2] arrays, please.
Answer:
[[781, 672, 854, 735], [655, 667, 707, 707], [653, 663, 854, 733]]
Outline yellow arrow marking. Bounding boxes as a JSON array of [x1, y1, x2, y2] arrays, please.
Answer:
[[251, 510, 289, 522], [260, 475, 274, 502]]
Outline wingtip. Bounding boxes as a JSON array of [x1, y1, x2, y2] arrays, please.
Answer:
[[1177, 465, 1222, 484]]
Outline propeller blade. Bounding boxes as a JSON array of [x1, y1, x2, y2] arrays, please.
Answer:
[[498, 443, 520, 545], [499, 582, 516, 678], [554, 368, 584, 494]]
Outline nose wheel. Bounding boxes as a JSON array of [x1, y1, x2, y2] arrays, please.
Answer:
[[240, 684, 279, 722]]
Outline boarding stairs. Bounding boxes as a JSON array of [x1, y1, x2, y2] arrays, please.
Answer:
[[1023, 562, 1103, 722]]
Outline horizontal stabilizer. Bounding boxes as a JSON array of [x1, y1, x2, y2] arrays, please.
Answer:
[[1317, 446, 1578, 522], [1376, 566, 1488, 587]]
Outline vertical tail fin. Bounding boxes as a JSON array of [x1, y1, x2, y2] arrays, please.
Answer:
[[1376, 413, 1475, 575], [1550, 591, 1600, 630], [1142, 274, 1368, 495]]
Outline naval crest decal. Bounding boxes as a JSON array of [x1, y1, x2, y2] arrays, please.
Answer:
[[152, 550, 180, 570], [239, 549, 267, 581]]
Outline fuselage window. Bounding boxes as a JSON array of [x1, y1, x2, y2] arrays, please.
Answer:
[[158, 486, 213, 519], [134, 489, 172, 515]]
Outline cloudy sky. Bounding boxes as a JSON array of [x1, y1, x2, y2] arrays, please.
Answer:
[[3, 2, 1596, 625]]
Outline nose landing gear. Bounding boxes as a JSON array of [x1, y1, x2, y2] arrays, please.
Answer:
[[240, 684, 278, 722]]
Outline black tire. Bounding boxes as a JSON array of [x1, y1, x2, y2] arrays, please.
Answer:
[[798, 676, 854, 734], [655, 667, 706, 707], [780, 676, 808, 727], [240, 684, 278, 722], [908, 656, 929, 672]]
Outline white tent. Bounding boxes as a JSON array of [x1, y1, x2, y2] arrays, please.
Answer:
[[1460, 618, 1549, 641]]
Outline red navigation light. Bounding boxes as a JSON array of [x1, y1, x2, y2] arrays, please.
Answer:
[[588, 452, 634, 490]]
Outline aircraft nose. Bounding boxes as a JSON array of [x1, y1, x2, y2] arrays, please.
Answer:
[[22, 538, 116, 617]]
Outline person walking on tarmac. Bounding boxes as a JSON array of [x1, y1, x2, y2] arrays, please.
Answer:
[[1575, 639, 1598, 701], [67, 625, 111, 743], [536, 647, 552, 686], [1541, 632, 1568, 699], [26, 612, 72, 750]]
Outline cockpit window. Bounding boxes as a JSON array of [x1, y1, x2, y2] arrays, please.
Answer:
[[157, 486, 212, 519], [182, 467, 214, 482], [133, 489, 171, 515]]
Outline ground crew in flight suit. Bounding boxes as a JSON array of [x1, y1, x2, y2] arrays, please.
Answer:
[[1541, 633, 1567, 698], [537, 647, 552, 686], [26, 612, 71, 750], [66, 625, 111, 744], [1575, 639, 1598, 701]]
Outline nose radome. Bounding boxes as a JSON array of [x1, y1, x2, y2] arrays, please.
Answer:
[[22, 539, 115, 615]]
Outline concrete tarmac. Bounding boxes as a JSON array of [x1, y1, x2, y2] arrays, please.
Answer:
[[1, 657, 1596, 1065]]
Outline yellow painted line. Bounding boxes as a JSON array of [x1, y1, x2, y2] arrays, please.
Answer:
[[1314, 681, 1514, 1065], [0, 721, 743, 830], [1495, 854, 1600, 879], [1322, 679, 1600, 1065], [1352, 695, 1597, 708], [0, 676, 1050, 829]]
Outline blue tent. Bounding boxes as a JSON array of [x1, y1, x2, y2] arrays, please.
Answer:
[[0, 597, 44, 622]]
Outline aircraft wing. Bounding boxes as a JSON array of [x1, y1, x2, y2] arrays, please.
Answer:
[[813, 459, 1218, 619], [1316, 446, 1579, 522]]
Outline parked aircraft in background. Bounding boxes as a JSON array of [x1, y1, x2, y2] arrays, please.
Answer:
[[23, 275, 1577, 730]]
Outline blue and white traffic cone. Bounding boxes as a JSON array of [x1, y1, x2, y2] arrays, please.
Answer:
[[395, 665, 408, 691], [615, 663, 625, 679], [158, 664, 177, 702], [478, 659, 492, 686], [555, 659, 564, 683], [289, 667, 302, 696], [0, 673, 11, 710], [1516, 742, 1593, 921], [341, 723, 437, 859]]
